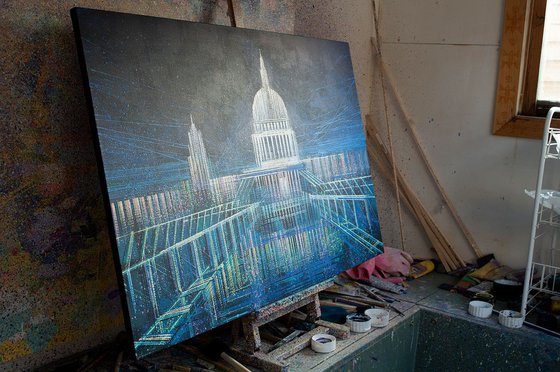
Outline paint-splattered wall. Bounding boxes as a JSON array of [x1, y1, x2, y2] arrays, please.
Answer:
[[0, 1, 236, 369], [1, 1, 379, 370]]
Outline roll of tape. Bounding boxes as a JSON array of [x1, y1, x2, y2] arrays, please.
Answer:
[[346, 313, 372, 333], [311, 334, 336, 353]]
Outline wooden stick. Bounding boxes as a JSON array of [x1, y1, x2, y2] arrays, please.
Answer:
[[370, 142, 460, 271], [397, 174, 457, 270], [370, 40, 483, 258], [176, 344, 235, 372], [369, 119, 461, 267], [396, 163, 464, 268], [220, 352, 251, 372], [114, 351, 123, 372], [226, 0, 237, 27], [366, 116, 465, 270], [368, 139, 452, 271], [370, 3, 407, 252], [319, 300, 356, 312], [390, 164, 462, 268], [322, 292, 388, 308]]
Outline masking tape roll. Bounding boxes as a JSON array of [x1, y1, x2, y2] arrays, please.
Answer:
[[311, 334, 336, 353]]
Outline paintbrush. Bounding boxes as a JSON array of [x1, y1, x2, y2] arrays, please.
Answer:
[[201, 339, 251, 372], [356, 282, 397, 303], [319, 299, 357, 312], [321, 292, 388, 308]]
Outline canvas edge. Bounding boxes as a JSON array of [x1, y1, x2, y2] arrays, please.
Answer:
[[70, 7, 137, 359], [67, 6, 351, 48]]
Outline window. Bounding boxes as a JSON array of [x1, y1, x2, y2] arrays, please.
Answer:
[[537, 0, 560, 110], [493, 0, 560, 139]]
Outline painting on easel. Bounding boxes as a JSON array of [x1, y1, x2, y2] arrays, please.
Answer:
[[72, 8, 383, 358]]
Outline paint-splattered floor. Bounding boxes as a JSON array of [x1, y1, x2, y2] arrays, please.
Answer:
[[287, 272, 560, 371], [38, 272, 559, 371]]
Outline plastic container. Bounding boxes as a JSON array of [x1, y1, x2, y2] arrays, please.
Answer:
[[365, 308, 390, 327], [472, 291, 495, 305], [498, 310, 524, 328], [311, 334, 336, 353], [346, 313, 372, 333], [468, 300, 493, 318]]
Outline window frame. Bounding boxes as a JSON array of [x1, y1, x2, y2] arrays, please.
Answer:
[[493, 0, 559, 139]]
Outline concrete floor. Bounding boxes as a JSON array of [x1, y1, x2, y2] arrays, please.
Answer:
[[112, 272, 557, 371], [287, 272, 558, 371]]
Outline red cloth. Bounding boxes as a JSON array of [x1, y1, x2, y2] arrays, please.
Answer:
[[345, 247, 413, 283], [346, 257, 377, 281]]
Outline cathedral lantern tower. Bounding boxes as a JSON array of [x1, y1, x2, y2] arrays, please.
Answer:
[[187, 114, 212, 204], [251, 52, 300, 168]]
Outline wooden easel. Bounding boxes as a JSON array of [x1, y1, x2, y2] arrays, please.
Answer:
[[227, 280, 350, 371]]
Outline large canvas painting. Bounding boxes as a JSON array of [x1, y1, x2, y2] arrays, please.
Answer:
[[71, 8, 383, 358]]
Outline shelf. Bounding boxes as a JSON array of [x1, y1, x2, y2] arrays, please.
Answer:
[[525, 260, 560, 315], [522, 107, 560, 316], [537, 203, 560, 228], [545, 128, 560, 159], [525, 190, 560, 228], [528, 262, 560, 301]]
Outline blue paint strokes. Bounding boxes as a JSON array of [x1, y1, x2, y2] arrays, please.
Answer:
[[73, 8, 383, 359]]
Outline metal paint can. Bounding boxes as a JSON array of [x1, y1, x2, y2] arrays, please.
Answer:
[[472, 291, 495, 305]]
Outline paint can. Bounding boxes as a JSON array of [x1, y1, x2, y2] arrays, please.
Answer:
[[472, 291, 495, 305], [498, 310, 524, 328], [468, 300, 493, 318], [493, 279, 523, 301], [346, 313, 372, 333], [550, 296, 560, 314], [365, 308, 390, 327], [311, 334, 336, 353]]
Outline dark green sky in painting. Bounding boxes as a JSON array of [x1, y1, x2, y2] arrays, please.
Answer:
[[77, 9, 365, 183]]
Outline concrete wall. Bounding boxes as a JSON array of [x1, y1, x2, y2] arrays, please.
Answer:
[[0, 2, 233, 369], [294, 0, 554, 270], [1, 0, 553, 369], [375, 0, 560, 268]]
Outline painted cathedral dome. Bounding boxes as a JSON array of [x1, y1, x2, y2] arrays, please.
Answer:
[[252, 87, 289, 126], [251, 52, 300, 167], [252, 53, 290, 128]]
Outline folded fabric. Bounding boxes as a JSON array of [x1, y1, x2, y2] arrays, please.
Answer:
[[376, 247, 413, 277], [345, 246, 413, 282], [469, 259, 513, 281], [346, 257, 376, 281]]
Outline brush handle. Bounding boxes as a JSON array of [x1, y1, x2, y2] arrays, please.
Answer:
[[220, 352, 251, 372]]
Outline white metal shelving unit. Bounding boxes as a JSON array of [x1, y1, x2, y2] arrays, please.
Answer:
[[521, 107, 560, 316]]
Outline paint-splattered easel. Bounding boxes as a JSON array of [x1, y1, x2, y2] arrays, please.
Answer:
[[228, 280, 350, 371]]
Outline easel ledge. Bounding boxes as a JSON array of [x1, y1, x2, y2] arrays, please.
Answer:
[[229, 279, 350, 371]]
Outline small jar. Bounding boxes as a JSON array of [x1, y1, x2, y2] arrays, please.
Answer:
[[472, 292, 495, 305], [551, 296, 560, 314]]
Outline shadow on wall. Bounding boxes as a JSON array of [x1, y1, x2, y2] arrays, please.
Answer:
[[0, 0, 233, 369]]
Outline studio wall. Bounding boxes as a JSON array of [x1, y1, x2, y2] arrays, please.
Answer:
[[0, 1, 233, 369], [4, 0, 546, 369]]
